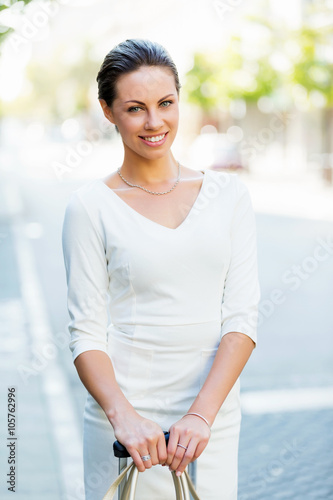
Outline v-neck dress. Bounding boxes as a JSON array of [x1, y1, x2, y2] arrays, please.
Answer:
[[61, 169, 260, 500]]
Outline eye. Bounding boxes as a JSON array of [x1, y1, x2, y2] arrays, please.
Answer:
[[127, 100, 173, 113], [128, 106, 142, 113], [160, 100, 173, 107]]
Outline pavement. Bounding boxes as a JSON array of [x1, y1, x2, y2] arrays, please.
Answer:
[[0, 175, 83, 500], [238, 409, 333, 500], [0, 167, 333, 499]]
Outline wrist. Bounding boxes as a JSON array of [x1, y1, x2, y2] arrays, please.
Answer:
[[105, 396, 136, 426], [187, 394, 218, 428], [182, 412, 211, 431]]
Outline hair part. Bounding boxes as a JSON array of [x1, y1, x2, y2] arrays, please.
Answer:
[[96, 39, 181, 133]]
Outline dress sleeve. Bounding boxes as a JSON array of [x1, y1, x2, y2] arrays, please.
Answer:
[[220, 176, 260, 346], [61, 192, 110, 362]]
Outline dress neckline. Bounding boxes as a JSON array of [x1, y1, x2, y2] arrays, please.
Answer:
[[96, 169, 208, 232]]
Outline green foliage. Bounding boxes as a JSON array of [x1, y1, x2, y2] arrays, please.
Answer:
[[0, 26, 13, 43], [183, 35, 282, 113], [184, 52, 223, 112], [2, 0, 333, 122], [289, 26, 333, 105], [0, 0, 34, 45], [184, 10, 333, 113], [6, 40, 100, 119]]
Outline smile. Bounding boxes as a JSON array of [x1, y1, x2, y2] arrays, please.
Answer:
[[139, 132, 168, 146], [140, 133, 167, 142]]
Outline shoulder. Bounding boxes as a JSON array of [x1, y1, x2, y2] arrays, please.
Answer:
[[205, 169, 248, 199], [63, 179, 105, 232], [204, 170, 255, 225], [181, 166, 205, 180], [64, 179, 102, 213]]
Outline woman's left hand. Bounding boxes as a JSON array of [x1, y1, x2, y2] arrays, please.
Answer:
[[165, 414, 211, 476]]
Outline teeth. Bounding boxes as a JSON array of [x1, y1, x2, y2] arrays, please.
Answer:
[[143, 133, 166, 143]]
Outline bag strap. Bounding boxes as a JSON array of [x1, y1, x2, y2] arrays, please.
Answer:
[[102, 461, 136, 500], [120, 463, 139, 500], [102, 461, 201, 500], [184, 470, 200, 500], [171, 471, 184, 500]]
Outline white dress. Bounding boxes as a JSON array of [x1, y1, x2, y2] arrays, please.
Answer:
[[61, 169, 260, 500]]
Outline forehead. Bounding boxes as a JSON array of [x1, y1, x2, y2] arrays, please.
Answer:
[[115, 66, 176, 102]]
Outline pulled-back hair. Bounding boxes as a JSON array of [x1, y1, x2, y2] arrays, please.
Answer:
[[96, 38, 181, 109]]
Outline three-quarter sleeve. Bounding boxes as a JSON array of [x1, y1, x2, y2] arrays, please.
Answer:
[[62, 192, 110, 362], [220, 176, 260, 345]]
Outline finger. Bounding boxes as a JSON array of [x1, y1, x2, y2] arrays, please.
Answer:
[[130, 449, 147, 473], [147, 441, 159, 466], [140, 449, 153, 470], [176, 436, 210, 475], [193, 439, 208, 459], [169, 446, 187, 472], [166, 429, 180, 466], [157, 434, 168, 464], [169, 439, 190, 472], [176, 440, 198, 475]]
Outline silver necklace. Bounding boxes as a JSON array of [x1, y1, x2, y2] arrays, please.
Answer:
[[117, 161, 181, 195]]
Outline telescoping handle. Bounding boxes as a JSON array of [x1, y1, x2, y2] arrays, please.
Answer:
[[113, 431, 170, 458]]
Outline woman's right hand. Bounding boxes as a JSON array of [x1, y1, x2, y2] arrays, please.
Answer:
[[110, 408, 167, 472], [73, 352, 166, 472]]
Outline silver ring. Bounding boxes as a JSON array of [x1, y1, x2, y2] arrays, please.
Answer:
[[141, 454, 151, 462], [177, 444, 188, 450]]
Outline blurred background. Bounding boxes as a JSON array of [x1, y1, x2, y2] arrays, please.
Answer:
[[0, 0, 332, 498]]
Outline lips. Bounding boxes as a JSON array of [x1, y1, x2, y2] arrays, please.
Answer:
[[139, 132, 168, 143], [138, 131, 169, 147]]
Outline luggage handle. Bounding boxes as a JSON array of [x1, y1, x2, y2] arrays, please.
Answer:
[[104, 432, 200, 500], [113, 431, 170, 458]]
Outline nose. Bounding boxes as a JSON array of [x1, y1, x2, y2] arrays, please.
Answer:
[[144, 108, 164, 131]]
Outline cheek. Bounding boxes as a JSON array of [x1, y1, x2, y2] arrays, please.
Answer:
[[119, 115, 142, 135], [170, 106, 179, 121], [170, 110, 179, 128]]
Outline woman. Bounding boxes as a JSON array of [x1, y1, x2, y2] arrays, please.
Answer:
[[62, 38, 260, 500]]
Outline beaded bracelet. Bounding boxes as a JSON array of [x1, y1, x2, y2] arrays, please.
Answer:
[[183, 412, 211, 431]]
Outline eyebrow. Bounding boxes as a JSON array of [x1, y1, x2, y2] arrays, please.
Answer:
[[124, 93, 175, 104]]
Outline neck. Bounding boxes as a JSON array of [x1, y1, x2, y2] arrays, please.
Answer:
[[119, 154, 179, 185]]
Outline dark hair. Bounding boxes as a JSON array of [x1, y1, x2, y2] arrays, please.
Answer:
[[96, 39, 181, 132]]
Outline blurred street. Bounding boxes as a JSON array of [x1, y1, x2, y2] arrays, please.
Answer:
[[0, 168, 332, 499], [1, 0, 333, 498]]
